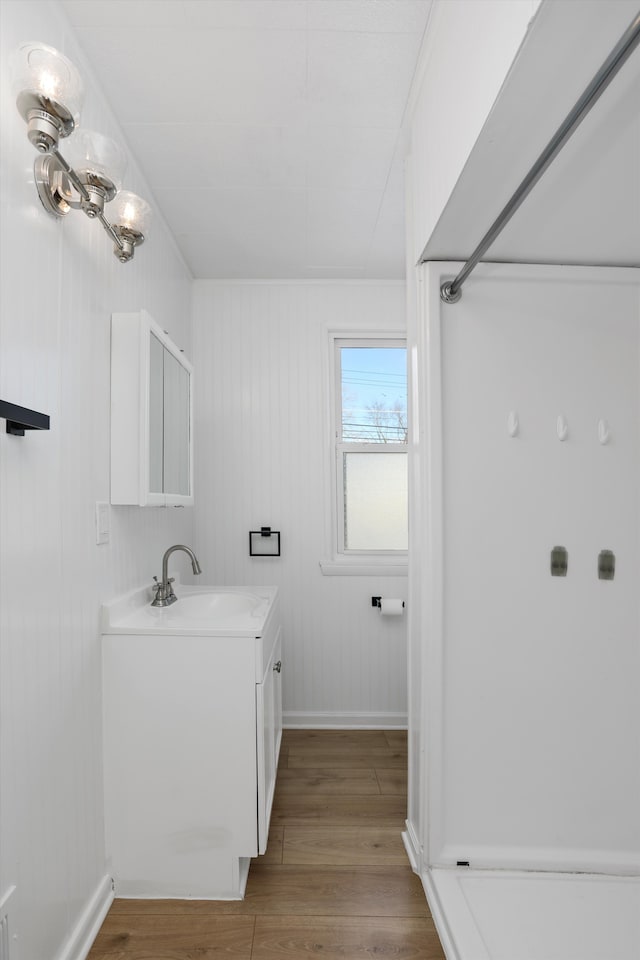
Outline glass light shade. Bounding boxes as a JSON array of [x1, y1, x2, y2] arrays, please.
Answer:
[[65, 129, 127, 193], [110, 191, 152, 237], [12, 41, 83, 135]]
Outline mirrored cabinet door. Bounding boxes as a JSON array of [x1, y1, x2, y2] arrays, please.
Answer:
[[111, 310, 194, 506], [149, 332, 165, 497], [163, 349, 191, 498]]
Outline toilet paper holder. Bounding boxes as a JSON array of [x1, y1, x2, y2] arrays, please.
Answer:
[[371, 596, 405, 609]]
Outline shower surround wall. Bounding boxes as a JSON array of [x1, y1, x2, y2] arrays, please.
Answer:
[[407, 262, 640, 959], [192, 280, 408, 728], [412, 262, 640, 874], [0, 2, 193, 957]]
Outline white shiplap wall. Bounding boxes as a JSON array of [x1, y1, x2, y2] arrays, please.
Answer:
[[0, 2, 193, 957], [192, 281, 408, 727]]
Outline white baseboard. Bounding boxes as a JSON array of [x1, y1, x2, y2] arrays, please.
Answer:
[[283, 711, 407, 729], [402, 820, 422, 874], [56, 874, 114, 960], [435, 843, 640, 877], [422, 869, 460, 960]]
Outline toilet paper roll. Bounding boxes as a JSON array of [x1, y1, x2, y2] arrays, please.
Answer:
[[379, 598, 404, 616]]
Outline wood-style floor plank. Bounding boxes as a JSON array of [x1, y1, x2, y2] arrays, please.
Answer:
[[89, 915, 255, 958], [271, 793, 407, 825], [276, 766, 381, 795], [282, 824, 408, 865], [383, 729, 408, 749], [282, 729, 391, 748], [252, 916, 444, 960], [376, 767, 409, 795], [107, 899, 247, 917], [287, 748, 407, 768], [241, 864, 431, 917]]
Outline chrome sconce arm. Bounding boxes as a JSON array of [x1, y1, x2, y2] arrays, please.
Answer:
[[11, 41, 150, 263], [34, 148, 147, 263]]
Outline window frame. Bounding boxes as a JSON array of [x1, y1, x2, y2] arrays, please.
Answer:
[[332, 335, 408, 559]]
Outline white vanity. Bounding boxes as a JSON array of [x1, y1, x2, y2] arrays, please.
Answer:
[[101, 584, 282, 899]]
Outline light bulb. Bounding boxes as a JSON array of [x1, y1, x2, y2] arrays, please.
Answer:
[[11, 41, 83, 151], [109, 191, 152, 262], [37, 69, 60, 101], [110, 191, 152, 235]]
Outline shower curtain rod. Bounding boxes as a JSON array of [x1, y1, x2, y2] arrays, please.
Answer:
[[439, 10, 640, 305]]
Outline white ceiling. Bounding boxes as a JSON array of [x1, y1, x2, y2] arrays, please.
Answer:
[[61, 0, 432, 279]]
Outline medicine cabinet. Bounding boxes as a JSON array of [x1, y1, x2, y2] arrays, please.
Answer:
[[111, 310, 193, 506]]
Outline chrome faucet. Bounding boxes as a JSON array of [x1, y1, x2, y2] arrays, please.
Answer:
[[151, 544, 202, 607]]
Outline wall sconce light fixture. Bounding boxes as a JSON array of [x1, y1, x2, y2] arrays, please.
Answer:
[[11, 41, 151, 263]]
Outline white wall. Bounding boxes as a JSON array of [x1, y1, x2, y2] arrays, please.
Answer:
[[408, 0, 540, 264], [192, 281, 408, 728], [0, 2, 193, 956]]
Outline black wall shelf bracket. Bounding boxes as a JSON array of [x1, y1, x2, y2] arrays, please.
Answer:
[[0, 400, 51, 436]]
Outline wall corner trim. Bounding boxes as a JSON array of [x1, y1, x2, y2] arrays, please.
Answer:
[[402, 822, 422, 874], [55, 874, 114, 960]]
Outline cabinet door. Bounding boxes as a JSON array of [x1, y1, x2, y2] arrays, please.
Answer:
[[111, 311, 193, 505], [148, 332, 165, 497], [163, 348, 192, 502], [257, 628, 282, 854]]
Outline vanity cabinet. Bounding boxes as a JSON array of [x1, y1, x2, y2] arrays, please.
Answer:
[[102, 594, 282, 899], [111, 309, 193, 506]]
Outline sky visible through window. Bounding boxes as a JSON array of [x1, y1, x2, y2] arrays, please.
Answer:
[[341, 346, 407, 443]]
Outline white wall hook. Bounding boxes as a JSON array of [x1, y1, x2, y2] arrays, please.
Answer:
[[507, 411, 519, 438], [556, 415, 568, 441], [597, 418, 611, 445]]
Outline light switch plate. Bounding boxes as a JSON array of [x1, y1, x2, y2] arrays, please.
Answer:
[[96, 501, 110, 545]]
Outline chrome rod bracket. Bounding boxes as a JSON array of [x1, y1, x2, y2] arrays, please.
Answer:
[[440, 281, 462, 304]]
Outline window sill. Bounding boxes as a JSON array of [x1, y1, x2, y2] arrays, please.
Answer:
[[319, 559, 408, 577]]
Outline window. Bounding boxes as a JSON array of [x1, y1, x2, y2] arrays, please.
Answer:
[[334, 338, 408, 556]]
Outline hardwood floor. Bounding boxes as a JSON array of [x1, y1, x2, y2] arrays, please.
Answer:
[[88, 729, 446, 959]]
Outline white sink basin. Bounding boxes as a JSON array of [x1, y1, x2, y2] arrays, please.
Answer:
[[163, 591, 265, 620], [101, 584, 277, 637]]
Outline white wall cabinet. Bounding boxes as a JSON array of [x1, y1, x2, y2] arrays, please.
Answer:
[[111, 309, 193, 506], [102, 600, 282, 898]]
